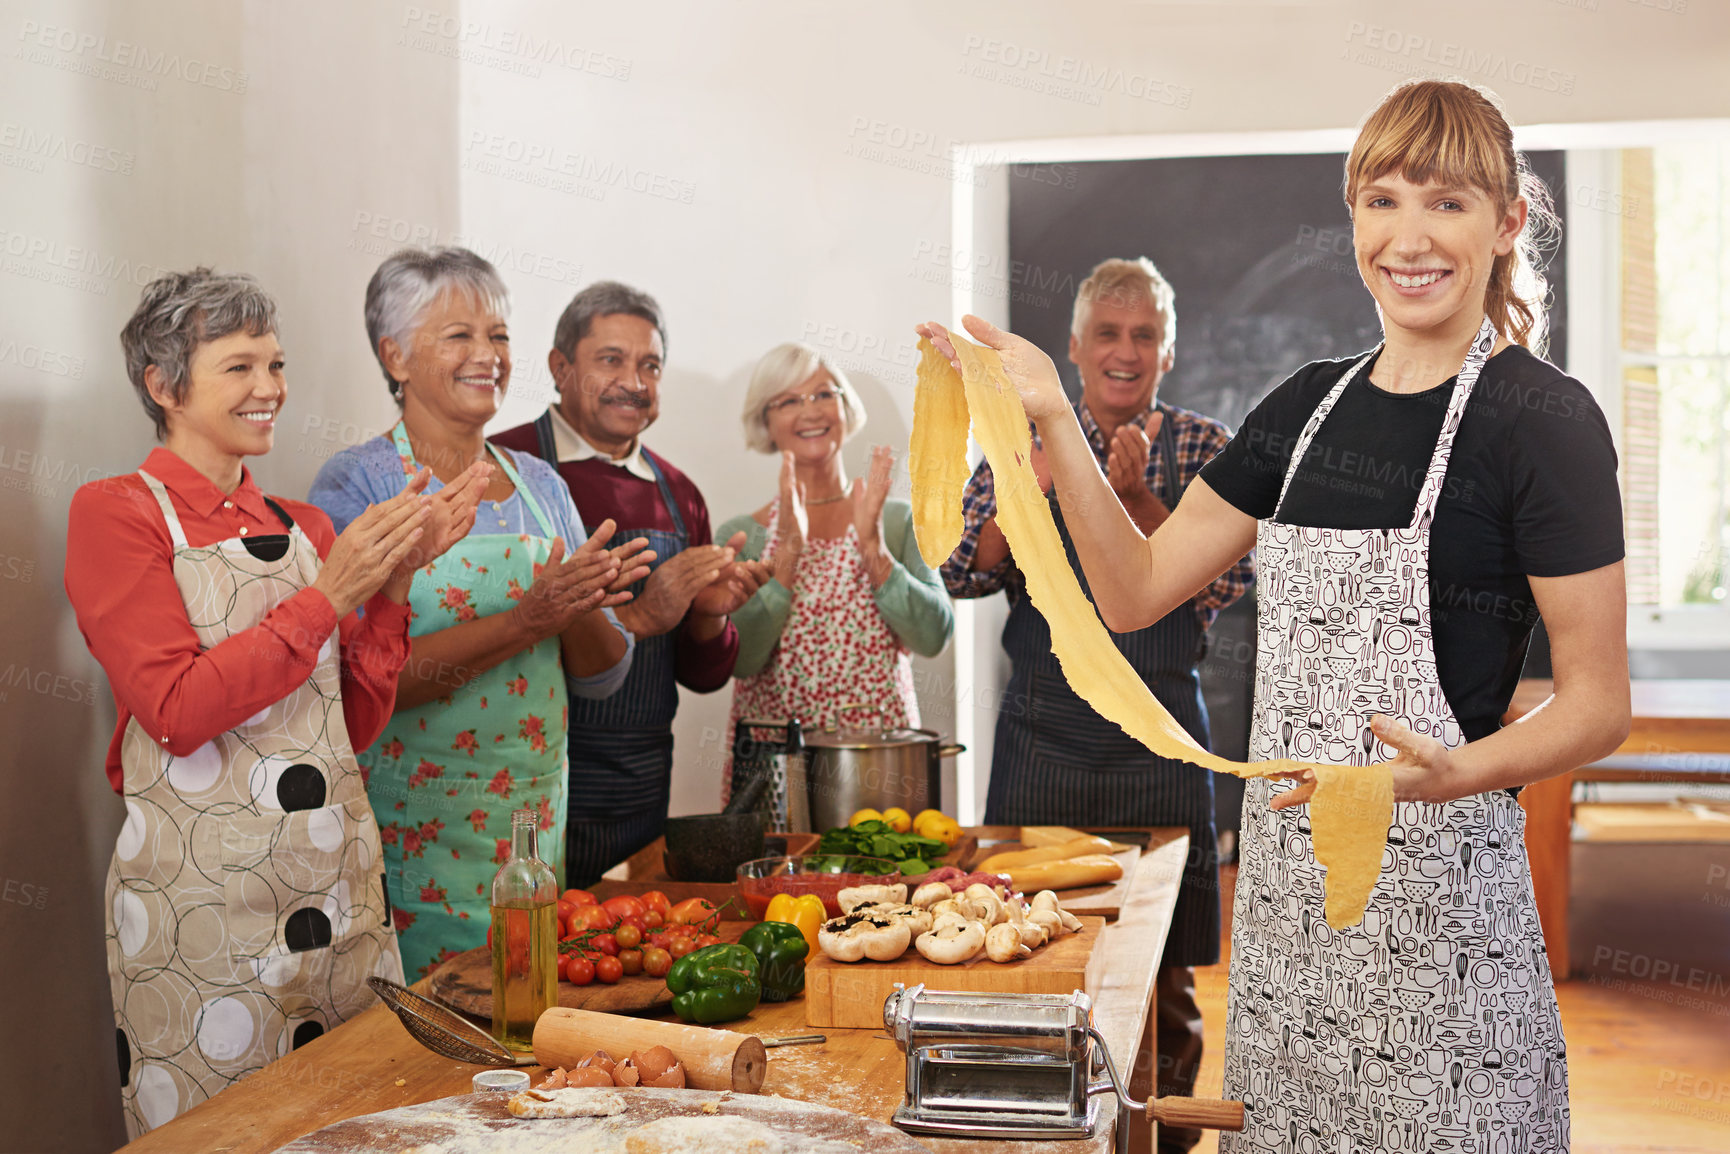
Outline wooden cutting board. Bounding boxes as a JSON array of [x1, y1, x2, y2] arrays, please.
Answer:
[[426, 921, 751, 1018], [272, 1088, 937, 1152], [803, 916, 1106, 1029]]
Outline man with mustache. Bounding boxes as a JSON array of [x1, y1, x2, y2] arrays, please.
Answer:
[[493, 281, 768, 884], [938, 258, 1252, 1154]]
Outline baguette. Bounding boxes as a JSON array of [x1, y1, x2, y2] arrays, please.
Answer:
[[1021, 825, 1136, 854], [1003, 854, 1124, 892], [978, 835, 1114, 872]]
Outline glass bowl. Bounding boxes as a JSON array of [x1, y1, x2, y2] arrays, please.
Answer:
[[736, 854, 902, 919]]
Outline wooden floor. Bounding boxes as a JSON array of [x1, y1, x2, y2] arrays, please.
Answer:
[[1187, 867, 1730, 1153]]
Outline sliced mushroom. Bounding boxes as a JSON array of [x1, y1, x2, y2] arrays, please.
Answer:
[[914, 917, 987, 964], [818, 910, 911, 962], [984, 922, 1032, 963]]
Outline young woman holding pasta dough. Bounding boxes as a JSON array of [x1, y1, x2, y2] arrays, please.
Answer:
[[920, 79, 1629, 1149]]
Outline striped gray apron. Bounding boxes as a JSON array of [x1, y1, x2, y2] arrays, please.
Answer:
[[985, 408, 1220, 968], [533, 412, 688, 886]]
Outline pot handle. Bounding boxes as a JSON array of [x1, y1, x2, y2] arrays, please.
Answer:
[[937, 743, 966, 758]]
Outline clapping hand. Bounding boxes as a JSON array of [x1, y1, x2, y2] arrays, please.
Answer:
[[614, 541, 735, 638], [691, 530, 772, 618], [382, 463, 492, 600], [771, 450, 807, 589], [511, 520, 655, 641], [316, 470, 436, 617], [851, 444, 895, 585], [1105, 413, 1158, 501]]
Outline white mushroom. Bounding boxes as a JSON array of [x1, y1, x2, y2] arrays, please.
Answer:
[[855, 901, 933, 937], [1005, 900, 1047, 949], [1028, 909, 1065, 940], [914, 918, 987, 965], [837, 883, 908, 913], [984, 922, 1032, 963], [1030, 889, 1084, 932], [818, 910, 911, 962], [929, 898, 968, 921], [910, 881, 954, 909], [962, 884, 1007, 925]]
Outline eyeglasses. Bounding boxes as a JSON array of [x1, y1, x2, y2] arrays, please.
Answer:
[[764, 386, 842, 417]]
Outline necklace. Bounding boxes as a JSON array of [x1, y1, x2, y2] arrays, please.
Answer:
[[804, 493, 849, 506]]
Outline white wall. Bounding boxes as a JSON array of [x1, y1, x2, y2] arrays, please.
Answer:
[[3, 0, 1727, 1147]]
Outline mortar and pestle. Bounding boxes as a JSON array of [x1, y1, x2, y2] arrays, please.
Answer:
[[661, 766, 772, 883]]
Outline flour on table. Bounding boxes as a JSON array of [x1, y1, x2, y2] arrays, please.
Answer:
[[507, 1087, 628, 1118]]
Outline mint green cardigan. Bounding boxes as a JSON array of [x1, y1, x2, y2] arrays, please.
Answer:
[[716, 498, 954, 678]]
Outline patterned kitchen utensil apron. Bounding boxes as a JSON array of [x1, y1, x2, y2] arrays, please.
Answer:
[[1221, 318, 1569, 1152], [986, 409, 1220, 968], [530, 414, 692, 886], [364, 423, 568, 978], [724, 500, 918, 827], [106, 471, 402, 1139]]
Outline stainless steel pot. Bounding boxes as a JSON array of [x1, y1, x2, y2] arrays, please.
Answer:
[[802, 724, 964, 833]]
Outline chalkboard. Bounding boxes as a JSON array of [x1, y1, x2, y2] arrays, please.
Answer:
[[1005, 150, 1569, 838]]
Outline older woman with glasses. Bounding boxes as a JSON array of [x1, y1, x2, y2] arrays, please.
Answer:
[[309, 247, 647, 978], [717, 342, 953, 820]]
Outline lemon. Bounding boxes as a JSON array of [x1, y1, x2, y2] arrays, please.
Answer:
[[913, 808, 945, 833], [881, 807, 913, 833], [849, 807, 884, 827]]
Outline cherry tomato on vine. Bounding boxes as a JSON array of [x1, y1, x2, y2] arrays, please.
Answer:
[[642, 945, 672, 978], [564, 955, 595, 985], [595, 955, 623, 984], [618, 948, 644, 976], [614, 922, 643, 951]]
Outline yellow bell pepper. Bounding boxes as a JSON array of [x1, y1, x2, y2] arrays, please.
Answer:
[[763, 892, 825, 962]]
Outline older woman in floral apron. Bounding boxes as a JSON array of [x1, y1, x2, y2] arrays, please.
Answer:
[[66, 269, 486, 1137], [310, 248, 645, 978], [919, 80, 1631, 1150], [718, 343, 954, 821]]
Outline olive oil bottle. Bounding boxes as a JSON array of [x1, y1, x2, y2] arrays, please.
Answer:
[[489, 808, 557, 1051]]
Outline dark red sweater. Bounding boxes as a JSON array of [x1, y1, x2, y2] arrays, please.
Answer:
[[490, 419, 738, 692]]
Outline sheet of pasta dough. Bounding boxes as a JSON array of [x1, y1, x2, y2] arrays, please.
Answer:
[[917, 336, 1392, 930]]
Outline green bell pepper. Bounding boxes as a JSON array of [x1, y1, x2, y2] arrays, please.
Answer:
[[666, 943, 761, 1024], [738, 920, 809, 1002]]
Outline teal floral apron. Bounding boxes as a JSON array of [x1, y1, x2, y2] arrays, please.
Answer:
[[363, 423, 569, 978]]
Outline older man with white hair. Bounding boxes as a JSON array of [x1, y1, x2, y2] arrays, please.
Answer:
[[492, 281, 768, 885], [939, 257, 1253, 1154]]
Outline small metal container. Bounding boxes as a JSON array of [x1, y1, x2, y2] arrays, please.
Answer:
[[471, 1069, 530, 1093]]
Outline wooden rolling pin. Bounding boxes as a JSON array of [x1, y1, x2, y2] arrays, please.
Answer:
[[532, 1007, 768, 1093]]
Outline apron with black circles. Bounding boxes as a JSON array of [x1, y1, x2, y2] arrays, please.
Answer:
[[106, 471, 401, 1140], [1220, 319, 1569, 1153]]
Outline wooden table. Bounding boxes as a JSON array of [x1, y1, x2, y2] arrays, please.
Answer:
[[116, 827, 1191, 1154], [1509, 678, 1730, 978]]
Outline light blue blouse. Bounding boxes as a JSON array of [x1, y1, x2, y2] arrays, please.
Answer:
[[308, 434, 633, 699]]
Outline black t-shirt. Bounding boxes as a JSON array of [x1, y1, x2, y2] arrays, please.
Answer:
[[1200, 344, 1623, 743]]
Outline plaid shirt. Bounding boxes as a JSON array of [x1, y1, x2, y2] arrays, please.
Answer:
[[939, 398, 1254, 633]]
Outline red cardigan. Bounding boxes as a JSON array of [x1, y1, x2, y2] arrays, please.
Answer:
[[65, 447, 411, 794]]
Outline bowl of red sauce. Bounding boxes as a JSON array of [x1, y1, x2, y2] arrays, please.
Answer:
[[736, 854, 902, 919]]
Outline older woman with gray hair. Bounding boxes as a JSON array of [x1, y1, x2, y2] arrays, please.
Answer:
[[718, 342, 953, 819], [66, 267, 485, 1136], [309, 247, 646, 978]]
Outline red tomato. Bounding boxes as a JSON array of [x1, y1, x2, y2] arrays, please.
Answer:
[[618, 948, 644, 976], [564, 955, 594, 985], [640, 890, 672, 919], [693, 933, 721, 949], [614, 923, 643, 951], [573, 905, 617, 933], [666, 936, 697, 959], [642, 910, 665, 931], [642, 945, 672, 978], [594, 955, 623, 984], [592, 933, 619, 957], [602, 895, 648, 924], [556, 899, 578, 925], [668, 897, 718, 926], [561, 888, 598, 907]]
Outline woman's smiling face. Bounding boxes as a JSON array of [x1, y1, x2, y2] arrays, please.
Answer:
[[393, 288, 512, 428], [765, 367, 845, 463], [154, 329, 285, 458], [1352, 172, 1524, 342]]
